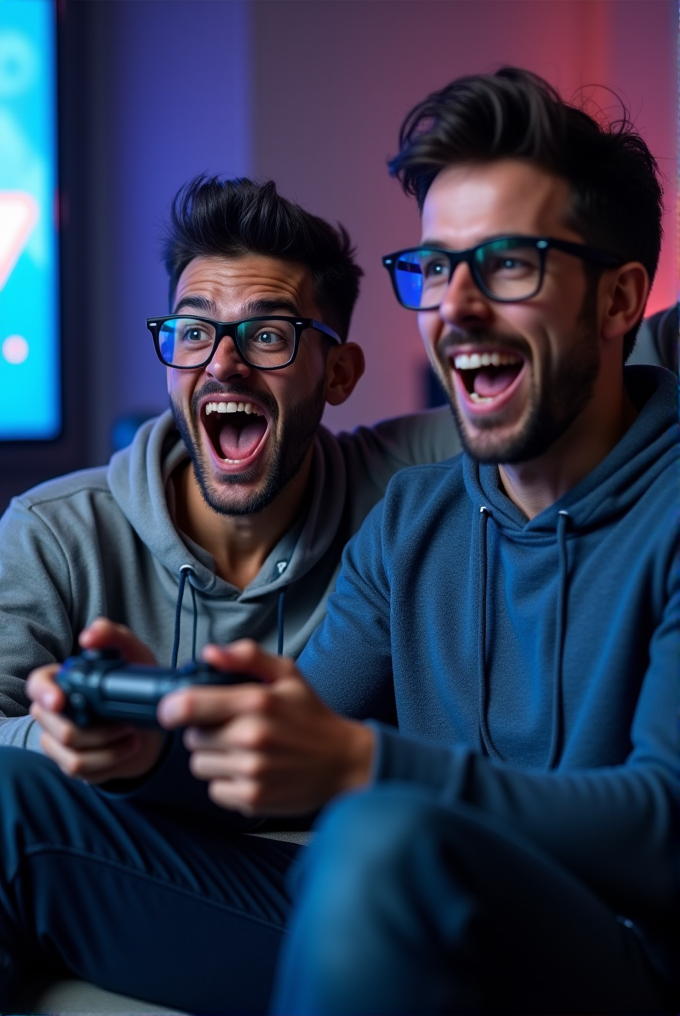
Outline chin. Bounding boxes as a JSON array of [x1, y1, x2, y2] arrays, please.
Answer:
[[196, 460, 281, 517]]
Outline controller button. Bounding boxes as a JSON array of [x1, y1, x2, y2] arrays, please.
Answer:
[[69, 692, 88, 710], [81, 648, 121, 662]]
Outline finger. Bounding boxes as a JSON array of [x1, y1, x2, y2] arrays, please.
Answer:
[[202, 640, 299, 685], [205, 776, 265, 817], [201, 769, 298, 816], [40, 727, 142, 781], [79, 617, 157, 665], [157, 682, 272, 730], [183, 710, 274, 752], [26, 664, 63, 710], [30, 701, 135, 749], [188, 741, 278, 782]]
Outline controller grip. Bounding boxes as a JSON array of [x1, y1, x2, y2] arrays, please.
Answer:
[[56, 650, 258, 728]]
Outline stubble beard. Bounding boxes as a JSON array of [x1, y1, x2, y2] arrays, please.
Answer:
[[435, 291, 601, 465], [170, 376, 327, 516]]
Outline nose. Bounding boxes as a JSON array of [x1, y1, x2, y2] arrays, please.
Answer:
[[206, 334, 252, 381], [438, 259, 493, 328]]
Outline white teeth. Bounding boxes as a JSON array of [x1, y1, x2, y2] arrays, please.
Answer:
[[205, 401, 262, 417], [469, 392, 495, 403], [453, 352, 522, 370]]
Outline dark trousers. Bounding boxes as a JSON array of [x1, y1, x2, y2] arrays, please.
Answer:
[[0, 750, 675, 1016], [272, 785, 676, 1015], [0, 747, 298, 1014]]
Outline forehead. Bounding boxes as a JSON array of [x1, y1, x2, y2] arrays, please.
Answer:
[[420, 159, 577, 247], [173, 254, 319, 317]]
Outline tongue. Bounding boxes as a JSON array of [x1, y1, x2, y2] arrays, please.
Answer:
[[218, 418, 267, 460], [473, 365, 520, 399]]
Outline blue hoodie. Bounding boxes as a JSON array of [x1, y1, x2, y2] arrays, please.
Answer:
[[299, 365, 679, 981]]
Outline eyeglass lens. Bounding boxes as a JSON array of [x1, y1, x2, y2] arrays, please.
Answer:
[[158, 317, 297, 368], [393, 239, 544, 308]]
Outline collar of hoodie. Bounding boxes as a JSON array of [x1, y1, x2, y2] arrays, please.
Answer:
[[170, 563, 288, 669]]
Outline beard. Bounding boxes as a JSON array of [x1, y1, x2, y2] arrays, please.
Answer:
[[434, 290, 601, 465], [170, 376, 327, 516]]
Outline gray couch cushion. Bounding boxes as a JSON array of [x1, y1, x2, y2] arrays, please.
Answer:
[[24, 978, 187, 1014]]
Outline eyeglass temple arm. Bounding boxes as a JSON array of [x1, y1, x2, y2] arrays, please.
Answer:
[[310, 319, 343, 345], [547, 239, 622, 266]]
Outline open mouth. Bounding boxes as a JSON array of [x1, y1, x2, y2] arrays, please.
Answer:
[[201, 399, 269, 464], [452, 350, 526, 406]]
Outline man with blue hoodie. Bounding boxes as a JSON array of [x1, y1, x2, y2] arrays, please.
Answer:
[[149, 69, 677, 1014]]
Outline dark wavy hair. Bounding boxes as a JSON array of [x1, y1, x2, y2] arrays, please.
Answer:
[[162, 176, 363, 340], [388, 68, 663, 360]]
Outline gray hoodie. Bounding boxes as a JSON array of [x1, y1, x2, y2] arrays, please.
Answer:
[[0, 407, 459, 749]]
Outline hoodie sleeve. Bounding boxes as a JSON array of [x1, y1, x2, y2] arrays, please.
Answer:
[[337, 407, 461, 507], [0, 496, 79, 746], [363, 407, 461, 468], [298, 500, 397, 725]]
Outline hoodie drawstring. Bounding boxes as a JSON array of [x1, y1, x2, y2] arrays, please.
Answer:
[[477, 505, 571, 770], [171, 565, 198, 669], [477, 506, 495, 758], [277, 589, 286, 656], [171, 566, 287, 668], [547, 510, 571, 769]]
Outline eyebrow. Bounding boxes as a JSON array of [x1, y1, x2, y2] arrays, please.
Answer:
[[173, 295, 216, 315], [241, 297, 302, 318], [172, 295, 303, 319]]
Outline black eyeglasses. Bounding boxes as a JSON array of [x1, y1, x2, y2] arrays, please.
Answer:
[[382, 235, 622, 310], [146, 315, 342, 371]]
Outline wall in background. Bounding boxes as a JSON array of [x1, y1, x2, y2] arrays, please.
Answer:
[[252, 0, 678, 432], [108, 0, 252, 436]]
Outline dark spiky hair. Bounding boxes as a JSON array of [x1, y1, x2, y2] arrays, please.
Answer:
[[389, 68, 663, 360], [162, 176, 363, 340]]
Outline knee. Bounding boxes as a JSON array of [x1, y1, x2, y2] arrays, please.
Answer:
[[299, 785, 452, 914]]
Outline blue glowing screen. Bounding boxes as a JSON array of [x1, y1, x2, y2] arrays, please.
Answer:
[[0, 0, 60, 440]]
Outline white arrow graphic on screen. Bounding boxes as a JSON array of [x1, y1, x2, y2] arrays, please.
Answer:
[[0, 192, 39, 291]]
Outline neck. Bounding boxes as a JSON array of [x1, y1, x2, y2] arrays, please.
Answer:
[[498, 368, 638, 521], [172, 450, 314, 589]]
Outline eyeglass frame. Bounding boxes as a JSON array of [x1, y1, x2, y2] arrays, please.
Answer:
[[146, 314, 343, 371], [381, 235, 623, 310]]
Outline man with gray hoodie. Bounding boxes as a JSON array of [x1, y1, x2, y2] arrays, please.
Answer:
[[0, 177, 458, 1009]]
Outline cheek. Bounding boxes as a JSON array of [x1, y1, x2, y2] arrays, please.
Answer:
[[417, 311, 440, 352], [283, 355, 326, 400], [167, 369, 196, 409]]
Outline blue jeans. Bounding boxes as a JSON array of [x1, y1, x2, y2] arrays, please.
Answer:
[[272, 784, 676, 1015], [0, 746, 298, 1014]]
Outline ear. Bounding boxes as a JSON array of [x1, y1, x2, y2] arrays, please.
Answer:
[[324, 341, 365, 406], [599, 262, 650, 343]]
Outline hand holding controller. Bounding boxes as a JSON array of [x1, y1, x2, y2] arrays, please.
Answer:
[[56, 648, 257, 728]]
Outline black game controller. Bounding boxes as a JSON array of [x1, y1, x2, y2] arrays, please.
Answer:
[[56, 648, 257, 728]]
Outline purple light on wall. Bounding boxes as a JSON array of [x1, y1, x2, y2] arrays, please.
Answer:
[[110, 0, 252, 426]]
